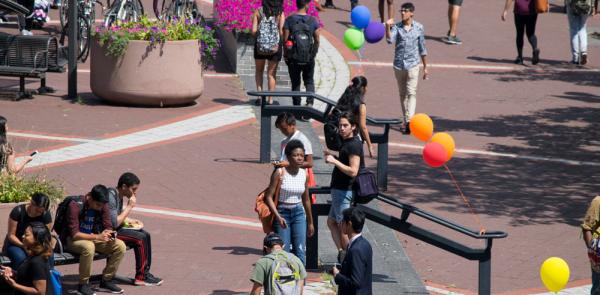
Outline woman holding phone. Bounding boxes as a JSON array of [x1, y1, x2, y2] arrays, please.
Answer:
[[1, 222, 53, 295], [0, 116, 33, 175]]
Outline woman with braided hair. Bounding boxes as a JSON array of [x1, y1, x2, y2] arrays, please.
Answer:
[[335, 76, 374, 158]]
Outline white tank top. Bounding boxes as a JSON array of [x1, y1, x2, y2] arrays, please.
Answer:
[[278, 168, 307, 205]]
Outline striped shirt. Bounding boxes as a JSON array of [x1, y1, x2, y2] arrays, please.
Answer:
[[387, 20, 427, 71], [278, 168, 307, 205]]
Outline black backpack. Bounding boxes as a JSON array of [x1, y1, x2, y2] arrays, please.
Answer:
[[52, 195, 84, 240], [288, 16, 316, 65], [324, 108, 343, 151]]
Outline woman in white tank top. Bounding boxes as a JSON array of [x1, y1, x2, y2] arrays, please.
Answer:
[[264, 139, 314, 265]]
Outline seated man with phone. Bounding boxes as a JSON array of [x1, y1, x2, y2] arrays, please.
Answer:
[[59, 184, 126, 295], [108, 172, 163, 286]]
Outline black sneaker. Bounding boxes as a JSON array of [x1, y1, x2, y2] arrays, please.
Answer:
[[581, 53, 587, 66], [145, 273, 164, 286], [514, 56, 524, 65], [403, 122, 411, 135], [99, 280, 124, 294], [78, 283, 96, 295], [532, 49, 540, 65]]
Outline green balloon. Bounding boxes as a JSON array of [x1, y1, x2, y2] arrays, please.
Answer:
[[343, 28, 365, 51]]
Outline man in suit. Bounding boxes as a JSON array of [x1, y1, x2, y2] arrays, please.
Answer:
[[332, 207, 373, 294]]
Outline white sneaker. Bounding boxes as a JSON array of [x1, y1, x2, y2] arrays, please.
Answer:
[[20, 30, 33, 36]]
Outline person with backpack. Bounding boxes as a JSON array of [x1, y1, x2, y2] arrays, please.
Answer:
[[252, 0, 285, 105], [385, 2, 428, 135], [565, 0, 598, 65], [4, 193, 53, 270], [264, 140, 314, 265], [283, 0, 320, 107], [335, 76, 374, 158], [56, 184, 126, 295], [1, 222, 53, 295], [501, 0, 541, 65], [324, 112, 365, 263], [250, 233, 306, 295], [107, 172, 163, 286]]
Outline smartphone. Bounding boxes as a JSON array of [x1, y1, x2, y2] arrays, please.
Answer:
[[30, 151, 38, 157], [110, 231, 117, 240]]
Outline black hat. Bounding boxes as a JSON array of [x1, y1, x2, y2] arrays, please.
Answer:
[[263, 233, 284, 248]]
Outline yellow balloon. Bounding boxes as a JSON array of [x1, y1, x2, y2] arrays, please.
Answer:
[[409, 113, 433, 142], [431, 132, 455, 160], [540, 257, 570, 293]]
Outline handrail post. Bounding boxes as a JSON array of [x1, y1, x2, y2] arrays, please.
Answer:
[[306, 204, 320, 270], [259, 95, 270, 163], [478, 238, 492, 295], [377, 124, 390, 191]]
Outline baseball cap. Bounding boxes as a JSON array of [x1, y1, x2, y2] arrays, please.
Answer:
[[263, 233, 284, 248]]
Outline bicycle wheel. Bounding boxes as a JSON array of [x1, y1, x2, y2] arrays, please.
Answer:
[[59, 0, 69, 30], [78, 15, 92, 62], [117, 0, 142, 23]]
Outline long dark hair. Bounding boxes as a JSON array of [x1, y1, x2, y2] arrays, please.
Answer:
[[31, 192, 50, 211], [336, 76, 368, 115], [262, 0, 283, 18], [0, 116, 7, 146], [25, 222, 53, 260]]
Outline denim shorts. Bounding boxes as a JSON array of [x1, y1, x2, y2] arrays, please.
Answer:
[[329, 189, 353, 223]]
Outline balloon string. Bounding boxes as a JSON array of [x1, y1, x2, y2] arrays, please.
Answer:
[[444, 164, 486, 235]]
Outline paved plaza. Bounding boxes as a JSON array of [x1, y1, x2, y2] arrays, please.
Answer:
[[0, 0, 599, 293]]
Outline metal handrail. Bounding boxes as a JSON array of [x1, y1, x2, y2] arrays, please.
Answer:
[[247, 90, 400, 190], [306, 186, 508, 295]]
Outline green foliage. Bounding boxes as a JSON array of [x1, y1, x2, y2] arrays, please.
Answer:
[[0, 174, 65, 205], [93, 15, 220, 65]]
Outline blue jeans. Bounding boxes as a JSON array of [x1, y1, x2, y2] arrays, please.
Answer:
[[6, 245, 27, 269], [592, 270, 600, 295], [273, 204, 307, 265], [328, 189, 353, 223], [567, 6, 589, 62], [6, 244, 55, 269]]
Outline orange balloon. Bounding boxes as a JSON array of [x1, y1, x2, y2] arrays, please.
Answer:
[[409, 113, 433, 141], [431, 132, 455, 160]]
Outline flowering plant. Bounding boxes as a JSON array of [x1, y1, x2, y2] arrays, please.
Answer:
[[93, 16, 220, 64], [214, 0, 321, 33]]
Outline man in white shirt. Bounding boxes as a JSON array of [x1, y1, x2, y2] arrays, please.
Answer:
[[275, 112, 314, 168]]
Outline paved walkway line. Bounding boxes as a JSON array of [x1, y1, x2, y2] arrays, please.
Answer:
[[133, 206, 262, 228], [74, 68, 238, 78], [531, 285, 592, 295], [8, 132, 96, 143], [348, 61, 600, 72], [19, 105, 255, 168], [426, 285, 465, 295], [387, 141, 600, 167]]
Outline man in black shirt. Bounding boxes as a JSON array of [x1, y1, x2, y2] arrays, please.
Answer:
[[325, 112, 364, 262]]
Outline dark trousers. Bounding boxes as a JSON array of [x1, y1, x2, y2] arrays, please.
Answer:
[[514, 13, 538, 57], [17, 0, 34, 30], [287, 60, 315, 105], [117, 228, 152, 280]]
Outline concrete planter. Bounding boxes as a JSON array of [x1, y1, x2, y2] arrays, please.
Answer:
[[90, 39, 204, 107]]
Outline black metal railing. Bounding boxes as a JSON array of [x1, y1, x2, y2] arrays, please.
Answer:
[[247, 90, 400, 190], [306, 186, 508, 295]]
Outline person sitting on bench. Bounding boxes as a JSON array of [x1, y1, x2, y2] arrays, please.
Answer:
[[108, 172, 163, 286], [61, 184, 126, 295]]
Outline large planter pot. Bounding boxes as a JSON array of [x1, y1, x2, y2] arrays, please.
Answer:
[[90, 40, 204, 107]]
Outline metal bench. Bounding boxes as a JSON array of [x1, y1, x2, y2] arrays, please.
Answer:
[[0, 33, 66, 100]]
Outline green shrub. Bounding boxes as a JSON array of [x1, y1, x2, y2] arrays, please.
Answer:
[[0, 174, 64, 205]]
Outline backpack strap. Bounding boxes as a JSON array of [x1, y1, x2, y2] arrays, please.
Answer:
[[273, 168, 284, 207]]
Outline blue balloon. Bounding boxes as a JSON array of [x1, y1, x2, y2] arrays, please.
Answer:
[[350, 5, 371, 29], [364, 21, 385, 43]]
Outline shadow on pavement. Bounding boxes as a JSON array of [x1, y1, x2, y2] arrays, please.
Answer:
[[372, 273, 398, 283], [212, 246, 263, 256], [384, 102, 600, 227], [213, 158, 262, 164], [472, 69, 600, 87], [212, 98, 249, 106]]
